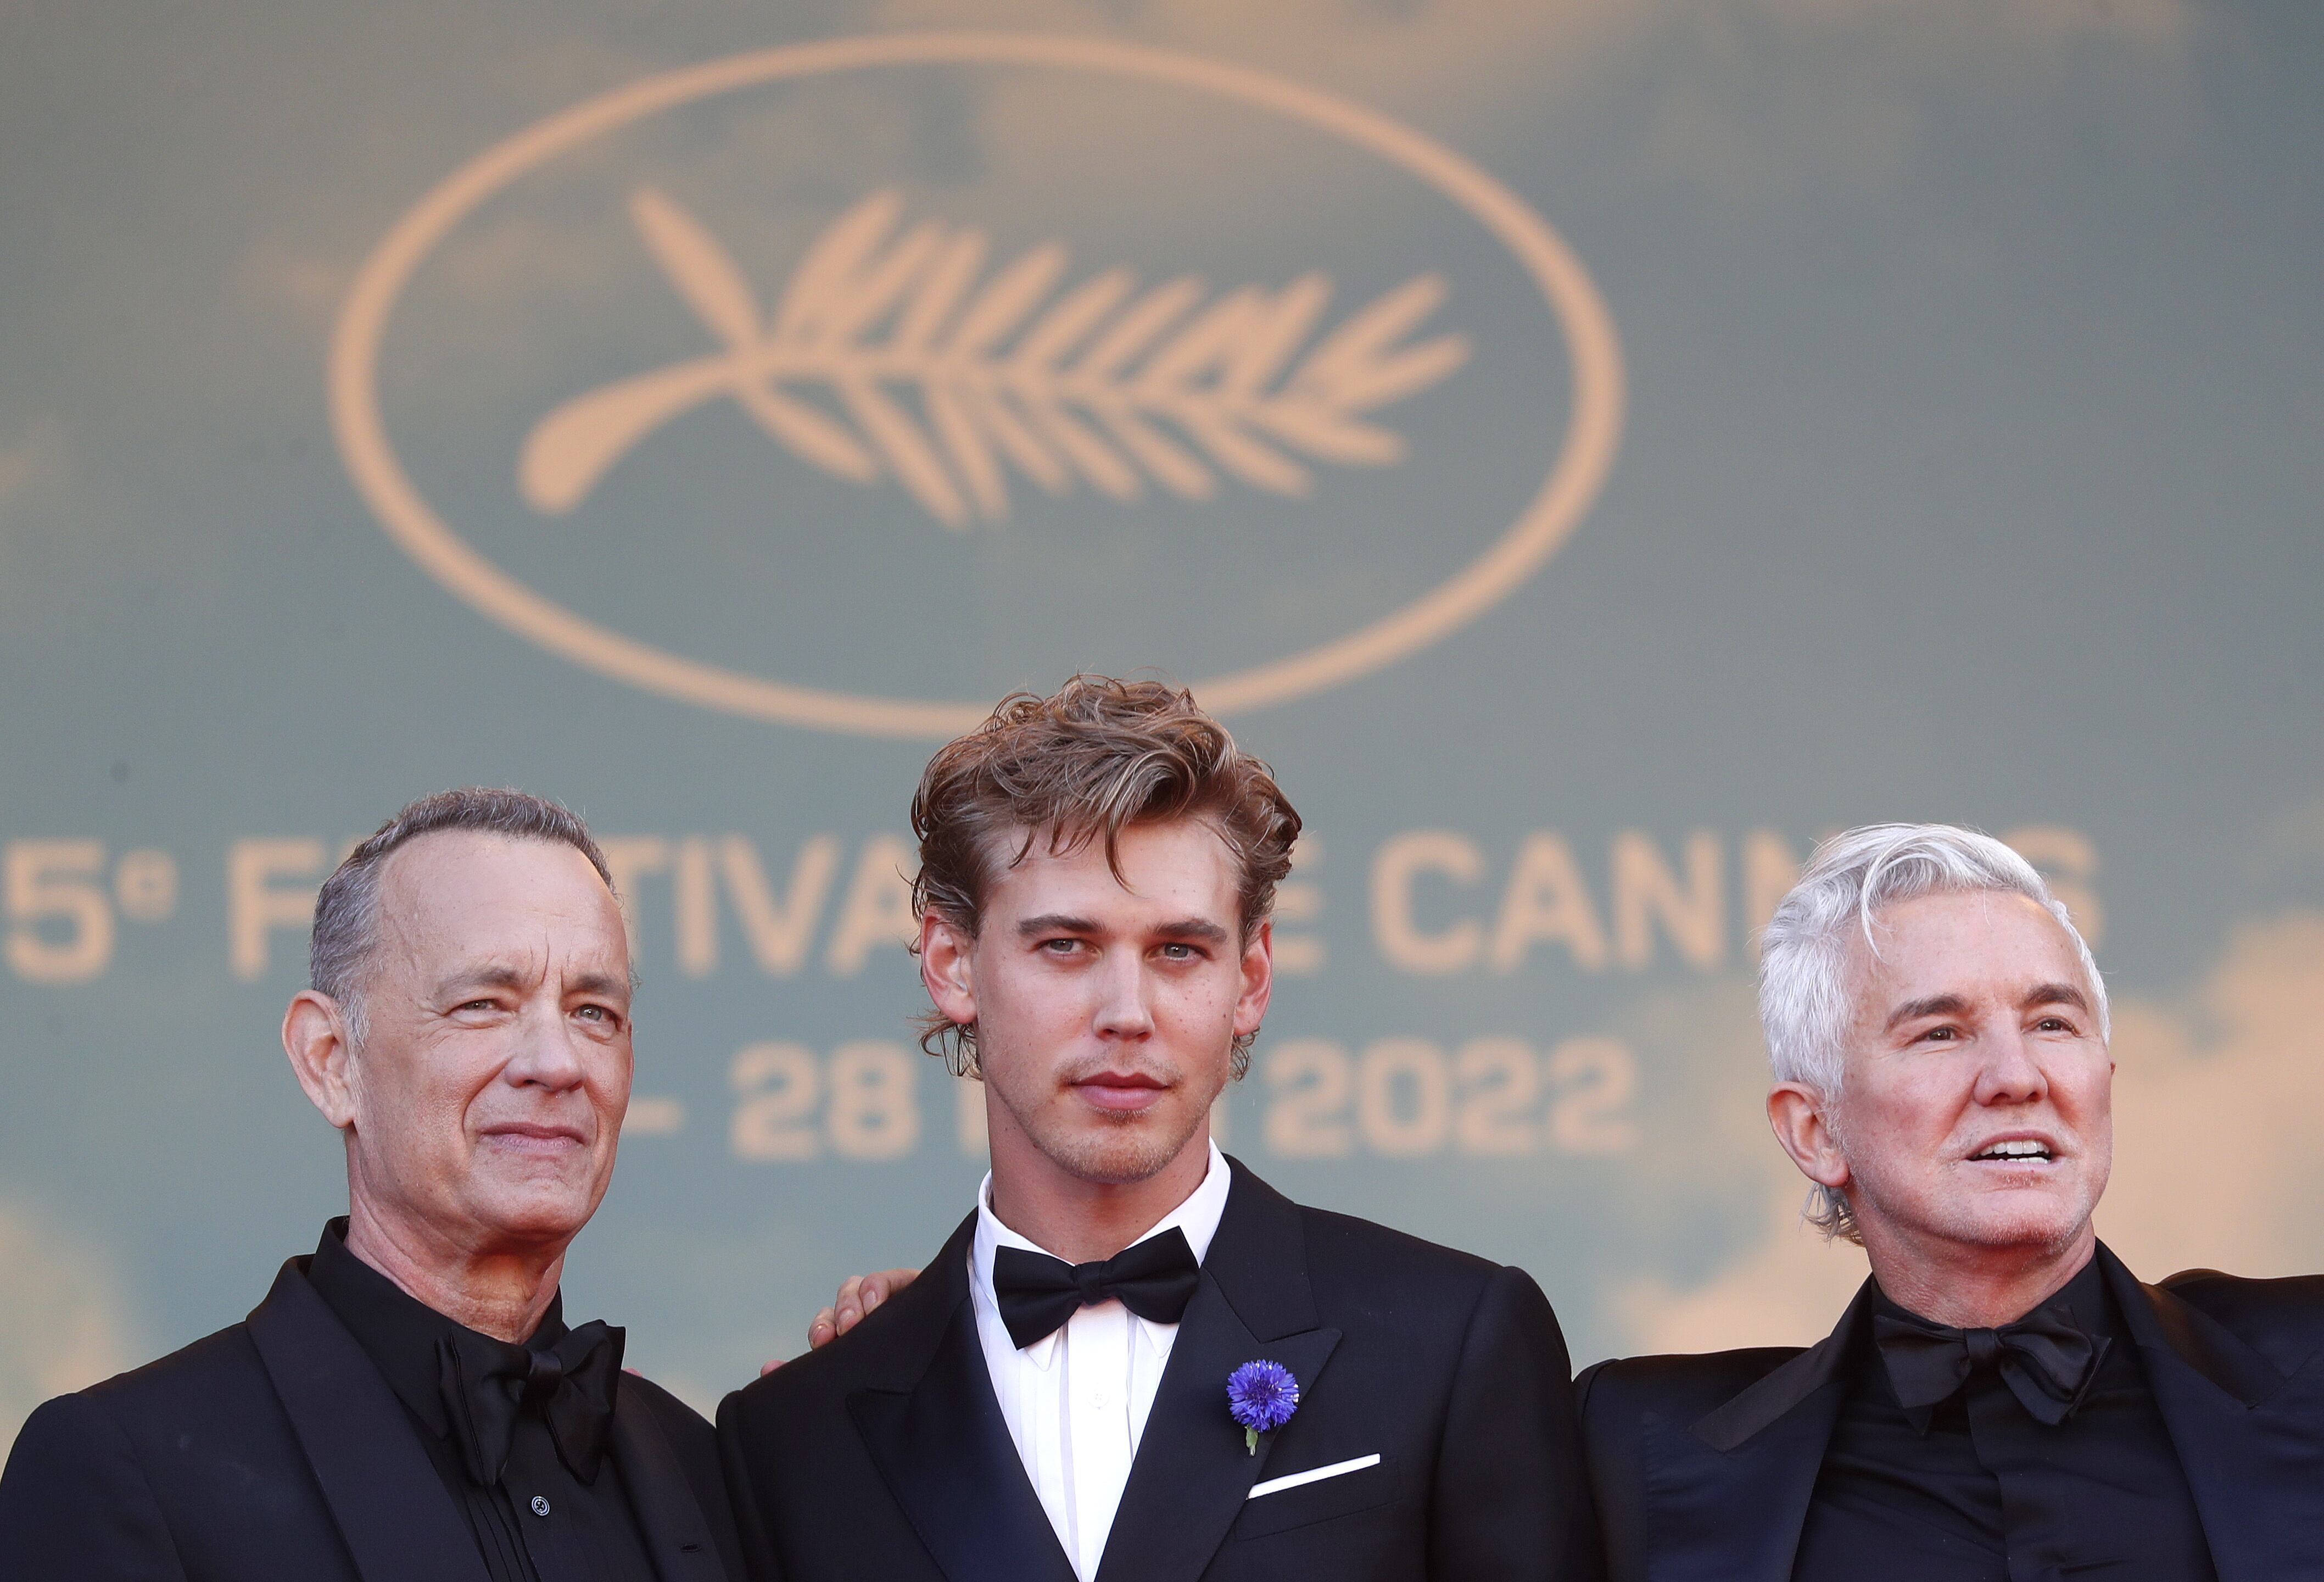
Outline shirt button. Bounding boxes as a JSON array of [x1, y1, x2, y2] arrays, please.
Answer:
[[530, 1495, 552, 1518], [1089, 1389, 1110, 1410]]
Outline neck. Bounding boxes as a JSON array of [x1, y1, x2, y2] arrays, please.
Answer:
[[988, 1126, 1213, 1267], [342, 1196, 568, 1344], [1864, 1221, 2098, 1329]]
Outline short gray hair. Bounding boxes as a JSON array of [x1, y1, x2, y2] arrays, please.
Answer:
[[309, 788, 615, 1046], [1759, 823, 2108, 1242]]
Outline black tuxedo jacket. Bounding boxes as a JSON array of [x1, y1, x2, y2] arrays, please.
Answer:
[[1576, 1244, 2324, 1582], [719, 1157, 1594, 1582], [0, 1257, 744, 1582]]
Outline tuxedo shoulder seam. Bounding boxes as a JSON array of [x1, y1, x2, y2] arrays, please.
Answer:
[[38, 1384, 195, 1579], [1292, 1203, 1500, 1284], [76, 1320, 262, 1405]]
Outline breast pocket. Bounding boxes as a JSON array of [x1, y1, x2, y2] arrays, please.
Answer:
[[1232, 1452, 1398, 1540]]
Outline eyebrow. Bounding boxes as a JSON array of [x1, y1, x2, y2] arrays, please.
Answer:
[[1886, 982, 2092, 1032], [435, 965, 630, 1000], [2022, 982, 2091, 1013], [567, 971, 632, 1000], [1018, 913, 1101, 939], [1885, 993, 1971, 1032], [438, 964, 530, 998], [1013, 913, 1232, 945]]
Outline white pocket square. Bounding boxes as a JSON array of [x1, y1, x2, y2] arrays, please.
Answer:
[[1246, 1453, 1382, 1500]]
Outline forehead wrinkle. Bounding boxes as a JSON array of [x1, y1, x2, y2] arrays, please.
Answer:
[[431, 944, 552, 999]]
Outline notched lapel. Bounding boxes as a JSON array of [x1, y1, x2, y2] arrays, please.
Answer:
[[1099, 1285, 1340, 1582], [2102, 1247, 2324, 1582], [850, 1295, 1078, 1582], [1638, 1282, 1871, 1582], [608, 1386, 728, 1582], [1096, 1158, 1340, 1582], [1641, 1390, 1840, 1582], [246, 1260, 490, 1582]]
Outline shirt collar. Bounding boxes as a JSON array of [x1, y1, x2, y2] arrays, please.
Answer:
[[304, 1217, 568, 1439], [1864, 1250, 2118, 1434], [1869, 1249, 2116, 1340], [971, 1139, 1231, 1368]]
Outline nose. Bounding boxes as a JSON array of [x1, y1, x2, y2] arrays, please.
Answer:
[[1091, 950, 1156, 1041], [1972, 1024, 2048, 1107], [502, 1002, 589, 1091]]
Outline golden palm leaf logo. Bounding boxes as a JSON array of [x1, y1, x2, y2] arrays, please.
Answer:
[[519, 188, 1471, 528]]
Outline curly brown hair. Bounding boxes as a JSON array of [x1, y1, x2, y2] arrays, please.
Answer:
[[912, 675, 1301, 1078]]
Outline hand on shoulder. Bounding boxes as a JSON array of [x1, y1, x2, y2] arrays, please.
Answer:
[[759, 1267, 923, 1374]]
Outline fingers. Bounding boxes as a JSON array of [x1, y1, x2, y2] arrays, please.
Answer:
[[759, 1356, 784, 1375], [806, 1266, 926, 1351], [843, 1268, 920, 1332], [834, 1274, 869, 1335]]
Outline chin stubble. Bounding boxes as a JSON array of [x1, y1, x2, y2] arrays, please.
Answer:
[[1002, 1080, 1211, 1187]]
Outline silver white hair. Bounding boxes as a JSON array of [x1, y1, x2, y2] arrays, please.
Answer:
[[1758, 823, 2108, 1243]]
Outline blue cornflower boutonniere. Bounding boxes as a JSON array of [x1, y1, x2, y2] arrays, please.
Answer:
[[1226, 1360, 1299, 1455]]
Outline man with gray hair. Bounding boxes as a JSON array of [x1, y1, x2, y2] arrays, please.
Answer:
[[1577, 823, 2324, 1582], [0, 788, 742, 1582]]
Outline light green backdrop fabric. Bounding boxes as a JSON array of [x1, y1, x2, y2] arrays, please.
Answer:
[[3, 0, 2320, 1437]]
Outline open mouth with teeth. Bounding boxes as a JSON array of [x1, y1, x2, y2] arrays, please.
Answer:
[[1970, 1140, 2054, 1163]]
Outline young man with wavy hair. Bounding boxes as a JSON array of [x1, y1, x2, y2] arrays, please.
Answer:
[[719, 677, 1594, 1582]]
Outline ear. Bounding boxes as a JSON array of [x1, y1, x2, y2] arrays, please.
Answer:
[[1767, 1082, 1850, 1193], [919, 912, 977, 1032], [284, 990, 359, 1130], [1232, 920, 1275, 1039]]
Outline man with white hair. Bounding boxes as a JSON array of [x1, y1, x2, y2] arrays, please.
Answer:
[[1577, 823, 2324, 1582]]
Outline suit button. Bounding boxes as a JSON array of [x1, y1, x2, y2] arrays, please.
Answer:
[[531, 1495, 552, 1517]]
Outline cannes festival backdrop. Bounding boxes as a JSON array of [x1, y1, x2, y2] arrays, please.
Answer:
[[3, 0, 2321, 1438]]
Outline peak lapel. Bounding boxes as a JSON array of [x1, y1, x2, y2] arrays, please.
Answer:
[[2100, 1246, 2324, 1582], [849, 1217, 1077, 1582], [1638, 1280, 1872, 1582], [245, 1260, 490, 1582], [1094, 1158, 1342, 1582], [608, 1386, 729, 1582]]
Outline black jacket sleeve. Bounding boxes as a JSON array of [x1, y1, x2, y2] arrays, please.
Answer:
[[716, 1388, 787, 1582], [0, 1393, 188, 1582], [1424, 1265, 1602, 1582]]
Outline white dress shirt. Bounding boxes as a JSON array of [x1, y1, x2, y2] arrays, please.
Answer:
[[968, 1141, 1232, 1582]]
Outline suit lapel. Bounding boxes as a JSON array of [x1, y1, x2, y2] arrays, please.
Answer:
[[1095, 1158, 1342, 1582], [245, 1258, 490, 1582], [1636, 1280, 1873, 1582], [2098, 1245, 2324, 1582], [850, 1213, 1079, 1582], [608, 1384, 728, 1582]]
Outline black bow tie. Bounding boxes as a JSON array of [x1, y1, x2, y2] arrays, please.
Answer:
[[991, 1227, 1203, 1350], [1874, 1301, 2109, 1427], [437, 1318, 624, 1487]]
